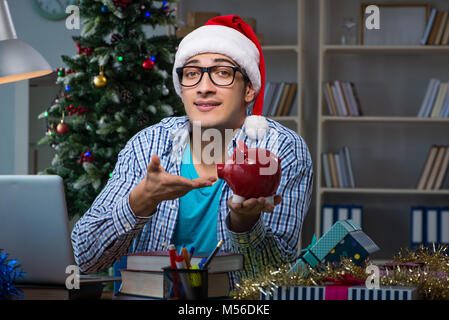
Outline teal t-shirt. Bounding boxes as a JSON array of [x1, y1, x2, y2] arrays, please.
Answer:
[[172, 140, 224, 254]]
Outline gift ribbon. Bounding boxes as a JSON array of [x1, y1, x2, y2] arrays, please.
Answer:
[[323, 274, 365, 300]]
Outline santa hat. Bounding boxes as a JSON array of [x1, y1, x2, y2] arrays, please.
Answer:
[[172, 15, 268, 140]]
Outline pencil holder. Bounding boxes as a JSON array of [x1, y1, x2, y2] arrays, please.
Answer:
[[162, 267, 208, 300]]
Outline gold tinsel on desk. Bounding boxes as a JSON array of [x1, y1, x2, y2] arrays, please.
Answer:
[[232, 245, 449, 300]]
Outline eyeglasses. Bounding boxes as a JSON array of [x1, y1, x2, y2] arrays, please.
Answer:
[[176, 65, 249, 87]]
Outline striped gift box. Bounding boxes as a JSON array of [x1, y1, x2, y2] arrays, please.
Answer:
[[260, 286, 419, 300], [347, 286, 419, 300], [260, 286, 326, 300]]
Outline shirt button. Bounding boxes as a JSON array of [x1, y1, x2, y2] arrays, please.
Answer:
[[124, 222, 131, 230], [170, 204, 176, 209]]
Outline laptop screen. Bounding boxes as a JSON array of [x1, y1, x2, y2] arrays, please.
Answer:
[[0, 175, 75, 285]]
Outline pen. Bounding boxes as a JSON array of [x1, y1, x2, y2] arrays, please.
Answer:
[[168, 244, 180, 297], [182, 247, 191, 269], [189, 246, 195, 259], [168, 244, 178, 270], [202, 240, 224, 270]]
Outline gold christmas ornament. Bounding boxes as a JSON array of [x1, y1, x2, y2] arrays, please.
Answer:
[[94, 66, 107, 87]]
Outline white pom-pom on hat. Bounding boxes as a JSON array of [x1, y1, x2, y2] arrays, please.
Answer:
[[244, 115, 268, 140]]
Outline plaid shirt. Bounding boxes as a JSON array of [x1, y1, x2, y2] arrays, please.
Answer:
[[71, 115, 313, 284]]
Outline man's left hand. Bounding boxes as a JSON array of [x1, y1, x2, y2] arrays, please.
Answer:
[[227, 195, 282, 233]]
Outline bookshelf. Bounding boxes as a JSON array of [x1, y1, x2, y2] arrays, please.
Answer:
[[175, 0, 306, 136], [316, 0, 449, 259]]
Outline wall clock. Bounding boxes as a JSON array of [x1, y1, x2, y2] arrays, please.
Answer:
[[32, 0, 77, 21]]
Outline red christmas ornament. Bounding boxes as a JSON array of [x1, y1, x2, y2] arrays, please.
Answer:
[[142, 59, 155, 70], [57, 121, 69, 134]]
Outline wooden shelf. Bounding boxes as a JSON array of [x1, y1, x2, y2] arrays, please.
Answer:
[[323, 45, 449, 54], [321, 116, 449, 123], [262, 45, 300, 52], [269, 116, 299, 122], [320, 187, 449, 195]]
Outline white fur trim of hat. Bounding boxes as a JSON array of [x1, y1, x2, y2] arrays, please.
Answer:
[[172, 25, 261, 97]]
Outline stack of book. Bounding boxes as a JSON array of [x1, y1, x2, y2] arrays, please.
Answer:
[[322, 146, 356, 188], [410, 206, 449, 249], [322, 81, 362, 116], [321, 204, 363, 234], [262, 82, 297, 117], [417, 78, 449, 118], [421, 8, 449, 45], [116, 251, 243, 299], [416, 145, 449, 190]]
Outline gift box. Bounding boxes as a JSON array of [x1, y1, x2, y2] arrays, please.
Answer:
[[260, 285, 420, 300], [290, 220, 380, 273]]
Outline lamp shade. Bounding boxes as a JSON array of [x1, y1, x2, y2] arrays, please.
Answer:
[[0, 39, 53, 84], [0, 0, 52, 84]]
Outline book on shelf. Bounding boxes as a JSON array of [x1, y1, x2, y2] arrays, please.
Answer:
[[275, 83, 291, 116], [322, 146, 355, 188], [327, 152, 339, 188], [430, 82, 448, 117], [281, 83, 297, 116], [410, 206, 449, 249], [442, 13, 449, 45], [270, 82, 285, 116], [417, 145, 449, 190], [417, 78, 449, 118], [421, 8, 437, 45], [323, 81, 362, 116], [417, 78, 438, 117], [417, 145, 439, 189], [322, 152, 332, 188], [435, 11, 448, 45], [322, 204, 363, 234], [425, 145, 447, 190], [427, 11, 443, 45], [333, 153, 344, 188], [423, 9, 449, 45], [433, 146, 449, 189], [323, 82, 338, 116], [262, 81, 297, 117], [261, 82, 272, 116], [338, 148, 349, 188], [343, 146, 356, 188], [118, 269, 231, 299], [125, 251, 243, 274]]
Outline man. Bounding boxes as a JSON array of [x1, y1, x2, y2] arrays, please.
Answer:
[[71, 15, 313, 284]]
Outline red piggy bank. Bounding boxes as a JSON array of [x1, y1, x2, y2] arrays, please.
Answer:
[[216, 141, 282, 204]]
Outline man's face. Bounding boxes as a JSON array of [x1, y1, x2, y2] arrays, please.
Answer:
[[180, 53, 256, 130]]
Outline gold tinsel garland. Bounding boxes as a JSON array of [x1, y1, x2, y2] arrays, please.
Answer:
[[232, 245, 449, 300]]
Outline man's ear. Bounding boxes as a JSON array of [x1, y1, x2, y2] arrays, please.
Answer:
[[244, 82, 256, 104]]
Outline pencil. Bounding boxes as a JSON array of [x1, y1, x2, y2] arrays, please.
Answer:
[[202, 240, 224, 269]]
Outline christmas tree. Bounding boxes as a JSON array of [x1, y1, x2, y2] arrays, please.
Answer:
[[38, 0, 184, 219]]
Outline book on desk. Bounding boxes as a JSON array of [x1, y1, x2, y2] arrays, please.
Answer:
[[116, 251, 243, 299]]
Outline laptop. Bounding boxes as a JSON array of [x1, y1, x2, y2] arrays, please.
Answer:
[[0, 175, 119, 297]]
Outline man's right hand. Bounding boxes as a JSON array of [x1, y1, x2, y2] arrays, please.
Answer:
[[129, 154, 217, 217]]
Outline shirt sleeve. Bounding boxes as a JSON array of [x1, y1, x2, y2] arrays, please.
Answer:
[[71, 136, 152, 273], [225, 135, 313, 279]]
